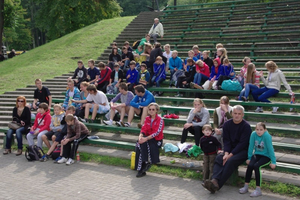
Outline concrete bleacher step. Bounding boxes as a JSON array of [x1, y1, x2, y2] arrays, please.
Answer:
[[75, 145, 300, 186]]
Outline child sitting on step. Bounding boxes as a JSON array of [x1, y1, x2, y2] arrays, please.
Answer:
[[239, 122, 276, 197]]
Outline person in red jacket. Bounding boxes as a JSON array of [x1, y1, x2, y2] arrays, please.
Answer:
[[26, 103, 51, 148], [95, 62, 112, 93], [135, 103, 164, 178], [192, 60, 210, 87]]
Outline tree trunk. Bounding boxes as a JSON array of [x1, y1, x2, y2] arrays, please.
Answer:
[[0, 0, 4, 47]]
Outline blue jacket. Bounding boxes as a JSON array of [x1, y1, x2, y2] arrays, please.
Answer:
[[215, 65, 225, 80], [63, 87, 81, 109], [169, 57, 183, 70], [221, 64, 235, 79], [130, 90, 155, 108], [153, 62, 166, 81], [126, 68, 139, 84]]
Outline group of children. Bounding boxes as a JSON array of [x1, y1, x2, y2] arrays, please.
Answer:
[[27, 103, 89, 165]]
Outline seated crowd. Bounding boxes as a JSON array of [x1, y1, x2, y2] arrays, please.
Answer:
[[3, 18, 291, 197]]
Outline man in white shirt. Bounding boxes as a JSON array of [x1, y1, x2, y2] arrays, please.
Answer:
[[72, 84, 109, 123], [148, 18, 164, 43]]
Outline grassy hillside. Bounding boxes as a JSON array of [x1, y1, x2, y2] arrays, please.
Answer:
[[0, 16, 135, 94]]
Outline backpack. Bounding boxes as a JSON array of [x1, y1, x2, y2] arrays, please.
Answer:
[[221, 80, 242, 92], [51, 146, 61, 160], [172, 70, 185, 82], [25, 145, 45, 161], [132, 40, 141, 50]]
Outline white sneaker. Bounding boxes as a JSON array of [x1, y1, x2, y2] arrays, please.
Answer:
[[254, 107, 263, 112], [66, 158, 74, 165], [272, 107, 279, 113], [124, 122, 131, 127], [116, 121, 122, 126], [57, 157, 67, 164], [103, 120, 113, 125]]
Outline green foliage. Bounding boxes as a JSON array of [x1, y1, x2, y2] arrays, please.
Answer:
[[0, 16, 134, 94], [117, 0, 168, 16], [3, 0, 32, 50], [35, 0, 122, 41]]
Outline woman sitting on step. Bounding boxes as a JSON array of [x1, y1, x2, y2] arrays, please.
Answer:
[[135, 103, 164, 178], [4, 96, 31, 156]]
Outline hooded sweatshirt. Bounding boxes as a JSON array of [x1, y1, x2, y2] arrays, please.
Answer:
[[32, 110, 51, 133], [50, 111, 65, 132], [195, 62, 210, 77], [209, 58, 221, 80]]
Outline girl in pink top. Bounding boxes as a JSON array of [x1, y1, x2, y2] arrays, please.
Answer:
[[238, 57, 251, 87], [238, 63, 261, 101], [193, 60, 210, 86]]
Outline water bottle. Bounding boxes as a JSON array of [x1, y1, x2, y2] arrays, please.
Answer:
[[76, 151, 80, 163]]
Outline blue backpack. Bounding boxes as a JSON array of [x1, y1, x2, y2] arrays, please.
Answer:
[[221, 80, 242, 92]]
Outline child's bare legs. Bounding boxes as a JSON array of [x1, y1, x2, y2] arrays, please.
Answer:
[[91, 104, 99, 121], [127, 106, 140, 124], [46, 141, 59, 155], [117, 106, 130, 122], [42, 135, 51, 148]]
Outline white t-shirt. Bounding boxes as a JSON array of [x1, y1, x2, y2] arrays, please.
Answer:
[[86, 91, 110, 110], [163, 51, 172, 63]]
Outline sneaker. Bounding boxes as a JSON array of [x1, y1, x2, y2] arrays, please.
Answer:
[[57, 157, 68, 164], [54, 156, 62, 163], [120, 121, 126, 127], [103, 120, 113, 125], [272, 107, 279, 113], [190, 82, 195, 89], [241, 96, 248, 102], [136, 171, 146, 178], [78, 117, 86, 123], [116, 121, 122, 127], [239, 186, 249, 194], [250, 188, 262, 197], [66, 158, 75, 165], [254, 107, 263, 112], [124, 122, 131, 127], [39, 154, 49, 162]]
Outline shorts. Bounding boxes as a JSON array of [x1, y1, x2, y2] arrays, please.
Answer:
[[89, 104, 109, 114], [55, 132, 67, 142], [137, 108, 144, 117], [45, 131, 62, 140]]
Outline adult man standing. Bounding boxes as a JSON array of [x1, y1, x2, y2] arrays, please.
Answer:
[[202, 105, 252, 193], [148, 18, 164, 43]]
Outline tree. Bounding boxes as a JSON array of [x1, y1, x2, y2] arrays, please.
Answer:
[[3, 0, 31, 50], [0, 0, 4, 47], [35, 0, 122, 41]]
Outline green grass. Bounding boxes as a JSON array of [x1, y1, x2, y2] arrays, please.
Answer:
[[0, 16, 135, 94]]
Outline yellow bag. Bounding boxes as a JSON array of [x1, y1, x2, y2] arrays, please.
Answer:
[[130, 151, 136, 170]]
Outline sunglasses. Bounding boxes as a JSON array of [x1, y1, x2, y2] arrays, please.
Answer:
[[148, 108, 156, 111], [18, 100, 24, 103]]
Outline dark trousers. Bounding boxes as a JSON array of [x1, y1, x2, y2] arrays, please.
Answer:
[[128, 83, 135, 92], [212, 150, 248, 189], [176, 76, 189, 88], [245, 155, 271, 186], [97, 81, 109, 93], [181, 126, 203, 146], [62, 134, 88, 159], [203, 153, 217, 181], [135, 138, 162, 171], [216, 75, 230, 87]]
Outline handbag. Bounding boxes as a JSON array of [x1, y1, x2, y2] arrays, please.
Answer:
[[8, 121, 22, 130]]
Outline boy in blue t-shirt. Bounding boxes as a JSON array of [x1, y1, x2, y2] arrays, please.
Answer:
[[126, 61, 139, 92], [137, 63, 150, 88], [87, 59, 100, 84]]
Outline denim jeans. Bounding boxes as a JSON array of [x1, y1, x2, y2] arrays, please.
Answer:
[[150, 76, 165, 87], [193, 73, 209, 85], [239, 84, 259, 100], [6, 127, 26, 149], [169, 69, 176, 86], [251, 87, 279, 103]]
